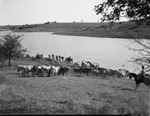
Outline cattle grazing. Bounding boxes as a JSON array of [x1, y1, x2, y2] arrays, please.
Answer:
[[97, 67, 107, 77], [74, 68, 81, 74], [59, 56, 64, 61], [81, 61, 90, 68], [33, 65, 45, 77], [118, 69, 129, 77], [41, 65, 52, 77], [58, 67, 70, 76], [106, 69, 123, 78], [48, 54, 52, 60], [47, 66, 54, 77], [91, 69, 99, 76], [74, 61, 82, 67], [17, 64, 63, 77], [52, 54, 55, 60], [74, 67, 92, 76], [17, 65, 34, 77], [80, 67, 92, 76], [17, 65, 28, 76], [56, 55, 58, 61], [51, 66, 60, 76]]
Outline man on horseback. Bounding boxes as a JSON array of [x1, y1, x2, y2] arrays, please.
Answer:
[[137, 65, 145, 80]]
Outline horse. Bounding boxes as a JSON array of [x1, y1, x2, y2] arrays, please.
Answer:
[[129, 72, 150, 91]]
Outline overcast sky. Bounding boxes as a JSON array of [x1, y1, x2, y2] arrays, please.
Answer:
[[0, 0, 103, 25]]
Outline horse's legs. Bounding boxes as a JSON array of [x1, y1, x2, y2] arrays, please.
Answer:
[[135, 83, 139, 90], [147, 86, 150, 92]]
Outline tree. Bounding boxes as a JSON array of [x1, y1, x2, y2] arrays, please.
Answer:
[[94, 0, 150, 24], [123, 33, 150, 73], [0, 43, 6, 67], [94, 0, 150, 72], [1, 33, 26, 67]]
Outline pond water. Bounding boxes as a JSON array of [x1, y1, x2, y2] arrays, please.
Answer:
[[0, 31, 142, 72]]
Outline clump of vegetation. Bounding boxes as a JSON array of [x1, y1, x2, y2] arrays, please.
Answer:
[[95, 0, 150, 25], [0, 33, 26, 67]]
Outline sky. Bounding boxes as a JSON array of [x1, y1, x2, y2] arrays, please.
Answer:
[[0, 0, 103, 25]]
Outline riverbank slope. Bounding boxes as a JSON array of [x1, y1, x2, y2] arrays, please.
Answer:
[[0, 21, 150, 39]]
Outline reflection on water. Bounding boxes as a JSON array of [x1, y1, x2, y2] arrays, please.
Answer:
[[0, 31, 141, 72]]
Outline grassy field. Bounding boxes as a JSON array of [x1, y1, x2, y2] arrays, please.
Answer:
[[1, 21, 150, 39], [0, 21, 150, 115], [0, 59, 149, 115]]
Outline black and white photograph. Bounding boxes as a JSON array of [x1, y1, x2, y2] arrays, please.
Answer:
[[0, 0, 150, 115]]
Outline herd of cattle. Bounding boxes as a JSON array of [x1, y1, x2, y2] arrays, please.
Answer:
[[17, 64, 70, 77], [73, 60, 129, 77], [74, 67, 129, 77], [17, 62, 129, 78]]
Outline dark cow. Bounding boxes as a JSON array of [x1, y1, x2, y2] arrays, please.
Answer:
[[74, 67, 92, 76], [79, 67, 92, 76], [74, 68, 81, 73], [106, 69, 123, 78], [47, 67, 54, 77], [58, 67, 70, 76], [32, 65, 45, 77], [91, 69, 99, 76], [98, 67, 107, 77], [80, 67, 92, 76]]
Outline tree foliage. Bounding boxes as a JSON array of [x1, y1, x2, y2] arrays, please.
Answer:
[[95, 0, 150, 24], [0, 33, 26, 67], [95, 0, 150, 72], [124, 33, 150, 73]]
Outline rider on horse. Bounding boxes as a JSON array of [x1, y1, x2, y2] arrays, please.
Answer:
[[137, 65, 145, 80]]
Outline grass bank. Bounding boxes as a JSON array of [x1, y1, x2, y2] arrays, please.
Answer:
[[1, 21, 150, 39]]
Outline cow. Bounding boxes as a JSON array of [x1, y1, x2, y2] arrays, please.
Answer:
[[74, 68, 81, 73], [58, 66, 70, 76], [74, 61, 82, 67], [17, 65, 28, 76], [41, 65, 52, 77], [97, 67, 107, 77], [31, 65, 45, 77], [51, 66, 60, 76], [79, 67, 92, 76], [91, 69, 100, 76], [17, 64, 35, 77], [118, 69, 129, 77]]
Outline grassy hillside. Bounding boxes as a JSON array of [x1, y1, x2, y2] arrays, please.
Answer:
[[0, 21, 150, 39], [0, 58, 149, 115]]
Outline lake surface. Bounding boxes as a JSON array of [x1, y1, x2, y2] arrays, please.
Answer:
[[0, 31, 142, 72]]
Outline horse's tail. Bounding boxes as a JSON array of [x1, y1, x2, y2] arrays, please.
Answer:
[[128, 73, 132, 79], [144, 76, 150, 86]]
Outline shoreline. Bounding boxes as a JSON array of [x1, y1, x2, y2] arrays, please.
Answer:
[[0, 22, 150, 39], [11, 31, 131, 39]]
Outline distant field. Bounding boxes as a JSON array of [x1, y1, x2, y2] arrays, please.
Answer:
[[0, 21, 150, 39], [0, 59, 149, 115]]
